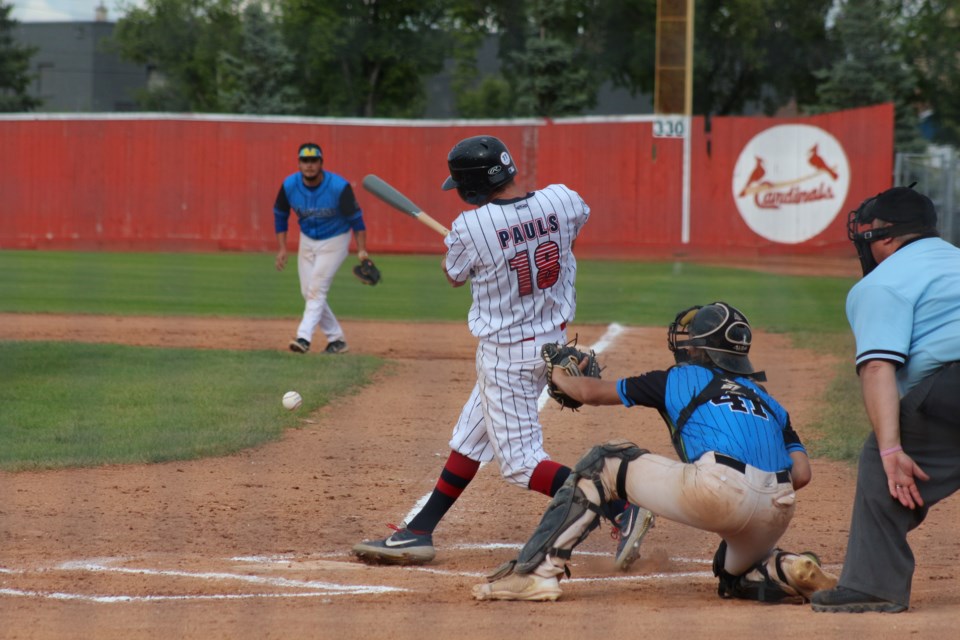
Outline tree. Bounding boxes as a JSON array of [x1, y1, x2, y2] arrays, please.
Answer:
[[508, 0, 599, 117], [448, 0, 605, 118], [111, 0, 243, 112], [217, 4, 303, 115], [694, 0, 834, 115], [901, 0, 960, 145], [0, 1, 41, 112], [812, 0, 925, 151], [590, 0, 658, 102], [279, 0, 452, 118]]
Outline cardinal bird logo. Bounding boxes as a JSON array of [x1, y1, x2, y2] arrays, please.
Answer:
[[737, 145, 843, 199], [739, 157, 766, 197], [808, 144, 839, 180]]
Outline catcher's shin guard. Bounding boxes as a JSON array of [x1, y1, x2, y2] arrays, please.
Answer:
[[510, 476, 602, 576], [507, 442, 648, 577]]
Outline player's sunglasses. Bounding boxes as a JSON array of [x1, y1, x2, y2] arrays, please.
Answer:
[[299, 157, 321, 164]]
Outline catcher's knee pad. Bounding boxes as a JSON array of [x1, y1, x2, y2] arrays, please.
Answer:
[[573, 441, 648, 502]]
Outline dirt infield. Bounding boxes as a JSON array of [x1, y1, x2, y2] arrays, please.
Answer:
[[1, 313, 958, 639]]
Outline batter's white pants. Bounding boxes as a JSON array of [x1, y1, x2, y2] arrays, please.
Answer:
[[448, 327, 567, 488], [296, 232, 350, 344], [537, 449, 796, 577]]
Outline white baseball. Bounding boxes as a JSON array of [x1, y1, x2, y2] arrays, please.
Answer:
[[282, 391, 302, 411]]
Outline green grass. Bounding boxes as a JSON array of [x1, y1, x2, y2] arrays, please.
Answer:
[[0, 249, 868, 468], [803, 333, 872, 460], [0, 250, 854, 331], [0, 341, 381, 471]]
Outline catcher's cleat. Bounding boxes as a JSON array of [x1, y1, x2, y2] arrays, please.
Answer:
[[324, 340, 349, 354], [472, 574, 562, 602], [289, 338, 310, 353], [613, 504, 655, 571], [779, 552, 838, 601], [810, 586, 906, 613], [352, 525, 435, 565]]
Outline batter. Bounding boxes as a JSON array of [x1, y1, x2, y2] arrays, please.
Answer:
[[352, 135, 653, 567]]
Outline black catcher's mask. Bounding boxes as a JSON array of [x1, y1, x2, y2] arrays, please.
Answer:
[[668, 302, 765, 380]]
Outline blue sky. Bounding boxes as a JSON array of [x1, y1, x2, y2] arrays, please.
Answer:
[[9, 1, 146, 22]]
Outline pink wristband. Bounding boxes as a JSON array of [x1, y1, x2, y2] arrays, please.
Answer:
[[880, 445, 903, 457]]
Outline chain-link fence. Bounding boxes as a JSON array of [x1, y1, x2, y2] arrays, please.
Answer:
[[895, 146, 959, 245]]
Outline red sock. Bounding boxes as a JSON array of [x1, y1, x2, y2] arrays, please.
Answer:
[[528, 459, 571, 497], [406, 451, 480, 533]]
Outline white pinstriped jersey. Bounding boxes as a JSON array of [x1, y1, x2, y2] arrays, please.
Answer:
[[444, 184, 590, 344]]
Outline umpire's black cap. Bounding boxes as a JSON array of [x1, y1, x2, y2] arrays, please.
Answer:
[[859, 186, 937, 227]]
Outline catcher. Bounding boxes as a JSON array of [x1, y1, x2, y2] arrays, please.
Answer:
[[474, 301, 837, 603]]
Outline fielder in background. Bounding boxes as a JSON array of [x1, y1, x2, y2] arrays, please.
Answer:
[[274, 142, 370, 355], [352, 135, 653, 569], [473, 302, 837, 603], [812, 187, 960, 614]]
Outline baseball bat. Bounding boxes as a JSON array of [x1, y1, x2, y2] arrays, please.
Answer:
[[362, 174, 450, 237]]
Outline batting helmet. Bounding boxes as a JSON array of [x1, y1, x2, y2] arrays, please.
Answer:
[[441, 135, 517, 205], [668, 302, 757, 376]]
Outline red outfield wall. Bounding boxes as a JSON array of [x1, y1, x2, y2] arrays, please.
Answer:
[[0, 104, 893, 258]]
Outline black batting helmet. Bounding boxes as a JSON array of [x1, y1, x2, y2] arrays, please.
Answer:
[[668, 302, 757, 376], [441, 135, 517, 205]]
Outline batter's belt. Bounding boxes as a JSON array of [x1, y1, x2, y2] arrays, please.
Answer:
[[712, 452, 791, 485]]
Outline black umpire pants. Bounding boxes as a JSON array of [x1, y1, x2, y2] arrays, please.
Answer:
[[838, 363, 960, 607]]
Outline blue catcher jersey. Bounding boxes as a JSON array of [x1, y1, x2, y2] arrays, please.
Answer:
[[273, 171, 363, 240], [617, 363, 804, 472]]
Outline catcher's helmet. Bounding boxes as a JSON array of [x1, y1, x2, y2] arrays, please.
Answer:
[[668, 302, 756, 376], [441, 135, 517, 205]]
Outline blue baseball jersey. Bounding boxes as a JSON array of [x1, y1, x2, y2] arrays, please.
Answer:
[[617, 363, 803, 472], [847, 237, 960, 396], [273, 170, 364, 240]]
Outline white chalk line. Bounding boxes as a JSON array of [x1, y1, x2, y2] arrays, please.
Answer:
[[0, 588, 343, 603], [0, 545, 715, 605], [55, 560, 403, 595], [404, 323, 626, 525]]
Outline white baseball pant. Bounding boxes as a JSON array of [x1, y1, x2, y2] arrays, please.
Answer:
[[296, 231, 350, 344]]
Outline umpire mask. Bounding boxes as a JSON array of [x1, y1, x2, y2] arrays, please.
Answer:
[[847, 185, 939, 276]]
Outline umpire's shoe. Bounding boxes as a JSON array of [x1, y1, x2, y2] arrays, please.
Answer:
[[352, 525, 436, 565], [613, 504, 655, 571], [811, 586, 907, 613]]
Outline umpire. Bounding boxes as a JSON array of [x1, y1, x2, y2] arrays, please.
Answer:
[[812, 186, 960, 613]]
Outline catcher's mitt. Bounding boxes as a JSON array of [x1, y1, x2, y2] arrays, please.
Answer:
[[541, 340, 601, 410], [353, 258, 381, 286]]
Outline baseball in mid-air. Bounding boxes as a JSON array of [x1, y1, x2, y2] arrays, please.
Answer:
[[282, 391, 302, 411]]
